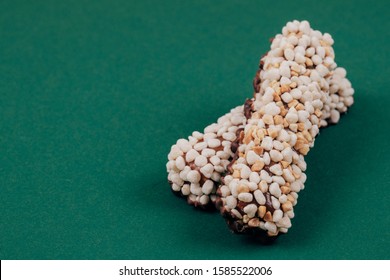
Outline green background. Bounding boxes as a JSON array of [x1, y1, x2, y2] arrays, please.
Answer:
[[1, 0, 389, 260]]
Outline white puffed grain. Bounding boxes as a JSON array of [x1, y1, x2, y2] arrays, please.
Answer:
[[222, 132, 236, 141], [273, 140, 284, 151], [169, 146, 183, 160], [246, 150, 261, 165], [260, 170, 272, 183], [264, 102, 281, 116], [216, 151, 229, 159], [299, 20, 311, 33], [269, 182, 282, 197], [214, 165, 224, 173], [199, 195, 209, 205], [207, 138, 221, 148], [269, 164, 283, 175], [230, 208, 242, 219], [188, 136, 198, 145], [261, 136, 273, 151], [281, 92, 293, 103], [186, 149, 199, 162], [202, 148, 216, 157], [272, 175, 286, 185], [203, 132, 216, 141], [283, 168, 295, 182], [202, 180, 214, 195], [287, 35, 298, 45], [330, 109, 340, 123], [284, 48, 295, 61], [280, 76, 291, 85], [172, 183, 181, 192], [177, 139, 192, 153], [211, 171, 221, 182], [270, 150, 283, 162], [290, 88, 302, 99], [220, 185, 231, 197], [238, 192, 253, 203], [248, 181, 258, 191], [181, 184, 190, 196], [285, 112, 298, 124], [263, 152, 271, 165], [276, 216, 292, 228], [290, 181, 301, 192], [240, 165, 251, 179], [259, 180, 268, 193], [193, 142, 207, 151], [294, 53, 306, 64], [263, 87, 275, 103], [192, 131, 203, 139], [306, 47, 315, 57], [271, 196, 281, 209], [190, 183, 202, 195], [264, 222, 277, 233], [175, 156, 185, 170], [195, 155, 208, 167], [280, 65, 291, 78], [179, 168, 188, 181], [210, 155, 220, 166], [243, 204, 258, 218], [298, 110, 309, 122], [265, 68, 280, 81], [278, 129, 290, 142], [249, 172, 261, 184], [171, 173, 184, 186], [254, 190, 266, 205], [311, 54, 322, 65], [279, 194, 288, 203], [273, 209, 283, 222], [316, 46, 325, 58], [316, 64, 329, 77], [200, 163, 214, 178], [226, 196, 237, 209], [231, 115, 244, 125]]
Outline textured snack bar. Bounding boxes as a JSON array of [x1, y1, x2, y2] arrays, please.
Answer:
[[217, 20, 354, 240], [167, 20, 354, 216]]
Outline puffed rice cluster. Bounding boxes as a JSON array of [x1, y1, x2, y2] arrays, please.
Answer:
[[166, 20, 354, 240]]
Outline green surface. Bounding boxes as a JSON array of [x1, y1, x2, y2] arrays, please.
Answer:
[[1, 0, 389, 260]]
